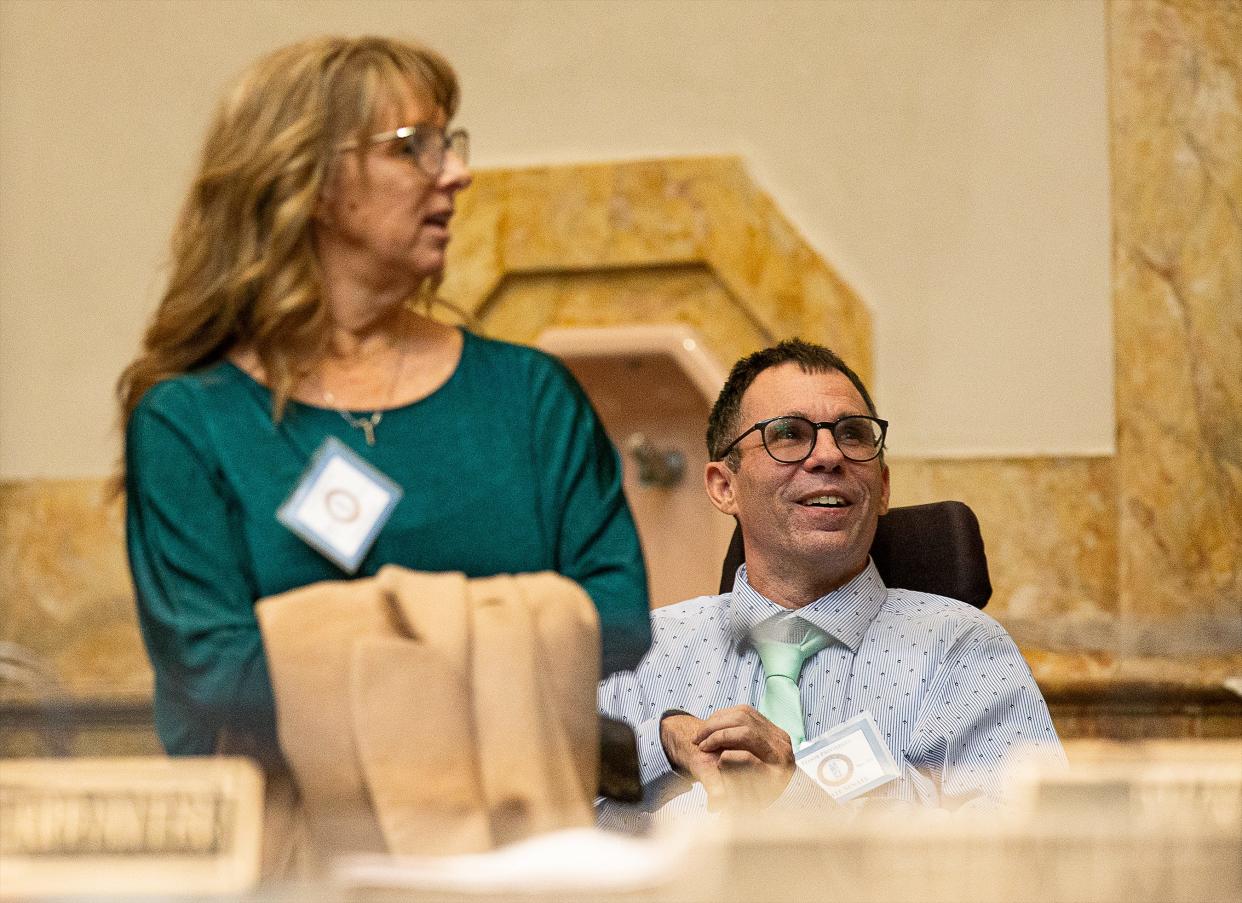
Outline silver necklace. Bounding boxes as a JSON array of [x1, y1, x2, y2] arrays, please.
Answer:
[[324, 403, 384, 446], [319, 336, 410, 447]]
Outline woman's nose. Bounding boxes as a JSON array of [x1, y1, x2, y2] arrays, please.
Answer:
[[439, 151, 472, 193]]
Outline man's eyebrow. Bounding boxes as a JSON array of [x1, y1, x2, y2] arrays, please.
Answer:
[[749, 410, 807, 423], [770, 409, 871, 422]]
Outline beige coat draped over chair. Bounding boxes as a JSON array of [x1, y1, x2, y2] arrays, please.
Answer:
[[255, 567, 600, 859]]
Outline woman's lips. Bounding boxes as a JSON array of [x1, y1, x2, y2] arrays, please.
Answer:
[[422, 207, 454, 228]]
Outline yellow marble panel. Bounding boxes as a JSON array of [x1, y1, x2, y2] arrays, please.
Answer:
[[476, 266, 768, 374], [0, 479, 150, 700], [888, 457, 1121, 686], [1109, 0, 1242, 623], [888, 455, 1242, 687], [887, 457, 1118, 621], [441, 156, 873, 385]]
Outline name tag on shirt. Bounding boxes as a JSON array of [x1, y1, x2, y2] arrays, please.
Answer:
[[276, 437, 402, 574], [795, 711, 900, 801]]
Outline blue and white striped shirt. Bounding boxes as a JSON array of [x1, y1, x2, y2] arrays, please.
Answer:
[[598, 560, 1063, 819]]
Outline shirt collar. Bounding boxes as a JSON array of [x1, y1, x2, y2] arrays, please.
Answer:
[[727, 559, 888, 652]]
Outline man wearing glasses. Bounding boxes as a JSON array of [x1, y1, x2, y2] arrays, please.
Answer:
[[598, 340, 1062, 821]]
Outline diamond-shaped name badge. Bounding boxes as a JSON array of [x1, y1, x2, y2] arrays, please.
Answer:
[[277, 436, 403, 574], [795, 711, 901, 801]]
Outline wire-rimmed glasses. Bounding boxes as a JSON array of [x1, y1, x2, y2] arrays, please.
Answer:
[[715, 415, 888, 464], [351, 125, 469, 177]]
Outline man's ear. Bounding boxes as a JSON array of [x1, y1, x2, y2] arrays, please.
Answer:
[[704, 460, 740, 516], [878, 463, 890, 516]]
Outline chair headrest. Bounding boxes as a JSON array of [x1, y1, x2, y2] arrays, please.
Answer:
[[718, 500, 992, 608]]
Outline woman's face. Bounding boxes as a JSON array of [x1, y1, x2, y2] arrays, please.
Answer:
[[313, 88, 472, 295]]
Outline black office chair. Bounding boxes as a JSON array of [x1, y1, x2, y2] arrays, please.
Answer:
[[717, 500, 992, 608]]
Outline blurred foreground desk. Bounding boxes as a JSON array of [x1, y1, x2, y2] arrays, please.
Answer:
[[323, 739, 1242, 903], [3, 741, 1238, 902]]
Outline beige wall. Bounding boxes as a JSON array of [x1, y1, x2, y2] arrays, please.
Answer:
[[0, 0, 1111, 477]]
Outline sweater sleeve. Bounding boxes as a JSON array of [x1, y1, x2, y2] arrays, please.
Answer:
[[125, 385, 276, 755], [530, 357, 652, 676]]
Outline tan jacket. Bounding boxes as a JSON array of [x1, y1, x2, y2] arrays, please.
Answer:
[[256, 567, 600, 858]]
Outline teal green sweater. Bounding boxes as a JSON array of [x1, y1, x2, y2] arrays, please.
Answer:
[[125, 330, 651, 755]]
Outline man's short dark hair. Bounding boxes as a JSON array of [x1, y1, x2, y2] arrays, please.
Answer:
[[706, 339, 878, 469]]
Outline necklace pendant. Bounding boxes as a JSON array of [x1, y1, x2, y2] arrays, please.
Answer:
[[360, 421, 377, 446]]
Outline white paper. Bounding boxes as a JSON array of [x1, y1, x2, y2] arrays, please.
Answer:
[[331, 826, 693, 895]]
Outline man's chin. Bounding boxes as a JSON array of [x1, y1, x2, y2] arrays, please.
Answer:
[[789, 527, 874, 577]]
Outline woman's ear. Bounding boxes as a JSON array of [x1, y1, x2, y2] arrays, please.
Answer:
[[312, 187, 334, 227], [313, 162, 342, 227]]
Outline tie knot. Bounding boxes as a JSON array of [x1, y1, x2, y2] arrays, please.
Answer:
[[750, 616, 828, 681]]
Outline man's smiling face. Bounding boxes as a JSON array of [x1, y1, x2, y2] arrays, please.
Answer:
[[705, 363, 890, 606]]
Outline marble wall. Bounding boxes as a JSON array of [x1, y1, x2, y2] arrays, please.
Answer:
[[0, 480, 148, 701], [1109, 0, 1241, 633], [1, 1, 1238, 732]]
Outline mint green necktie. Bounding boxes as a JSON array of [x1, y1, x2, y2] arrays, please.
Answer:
[[751, 617, 829, 748]]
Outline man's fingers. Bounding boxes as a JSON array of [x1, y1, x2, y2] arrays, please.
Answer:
[[673, 706, 797, 812], [697, 725, 786, 761], [690, 705, 763, 744], [698, 725, 758, 754], [691, 716, 737, 745]]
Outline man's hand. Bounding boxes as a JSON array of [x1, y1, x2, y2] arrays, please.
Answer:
[[659, 712, 726, 801], [696, 706, 796, 811], [659, 706, 796, 811]]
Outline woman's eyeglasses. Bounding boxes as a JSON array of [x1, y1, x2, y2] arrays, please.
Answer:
[[348, 125, 469, 177]]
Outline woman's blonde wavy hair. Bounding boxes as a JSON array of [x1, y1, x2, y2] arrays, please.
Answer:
[[116, 35, 459, 434]]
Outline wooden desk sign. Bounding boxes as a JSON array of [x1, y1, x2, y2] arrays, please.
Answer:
[[0, 756, 263, 898]]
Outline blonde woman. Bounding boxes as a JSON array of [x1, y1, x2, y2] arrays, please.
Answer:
[[119, 36, 650, 758]]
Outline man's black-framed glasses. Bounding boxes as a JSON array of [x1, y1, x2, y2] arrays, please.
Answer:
[[353, 125, 470, 177], [715, 415, 888, 464]]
